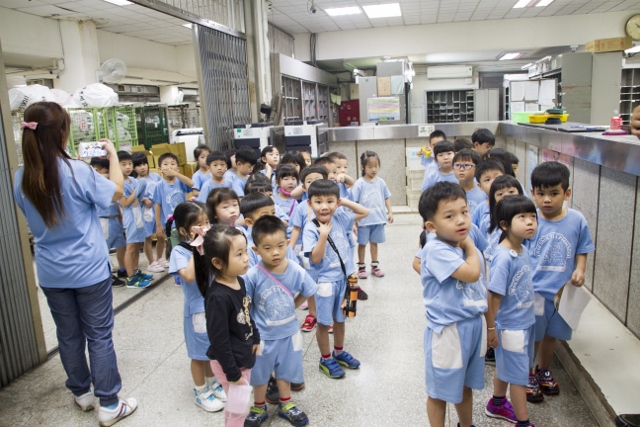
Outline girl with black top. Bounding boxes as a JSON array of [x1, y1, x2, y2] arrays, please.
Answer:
[[195, 224, 260, 427]]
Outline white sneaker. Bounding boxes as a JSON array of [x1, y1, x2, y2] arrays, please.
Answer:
[[194, 388, 224, 412], [74, 391, 95, 412], [146, 261, 164, 273], [158, 258, 169, 269], [98, 398, 137, 427], [209, 380, 227, 402]]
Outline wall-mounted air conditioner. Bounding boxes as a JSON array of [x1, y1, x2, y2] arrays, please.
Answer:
[[427, 65, 473, 79]]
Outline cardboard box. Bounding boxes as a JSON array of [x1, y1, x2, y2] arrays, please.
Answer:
[[349, 83, 359, 100], [169, 142, 188, 166], [150, 143, 171, 155], [182, 162, 197, 179], [586, 36, 632, 53], [131, 145, 146, 153]]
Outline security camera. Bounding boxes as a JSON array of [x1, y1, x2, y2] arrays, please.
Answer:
[[311, 7, 316, 13], [310, 0, 316, 13]]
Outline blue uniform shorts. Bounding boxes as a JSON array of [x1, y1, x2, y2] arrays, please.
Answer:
[[534, 297, 572, 341], [315, 279, 346, 326], [250, 333, 304, 386], [424, 316, 487, 404], [184, 312, 209, 361], [101, 217, 125, 250], [356, 224, 386, 245], [495, 325, 535, 386]]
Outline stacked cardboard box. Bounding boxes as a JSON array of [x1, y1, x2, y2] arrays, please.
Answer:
[[148, 143, 192, 177]]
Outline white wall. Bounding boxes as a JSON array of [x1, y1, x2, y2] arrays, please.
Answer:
[[0, 8, 63, 62], [294, 11, 633, 62]]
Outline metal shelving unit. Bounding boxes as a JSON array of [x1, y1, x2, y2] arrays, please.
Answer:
[[620, 68, 640, 125], [426, 90, 475, 123]]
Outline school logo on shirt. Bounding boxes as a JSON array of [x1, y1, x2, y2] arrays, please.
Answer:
[[510, 265, 534, 309], [325, 228, 351, 269], [468, 199, 478, 212], [359, 184, 385, 218], [457, 271, 487, 307], [532, 232, 572, 272], [165, 189, 186, 211], [259, 285, 296, 327], [484, 230, 500, 262]]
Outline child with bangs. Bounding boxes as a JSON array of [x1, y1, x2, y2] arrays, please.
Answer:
[[421, 140, 458, 192], [453, 149, 486, 213], [197, 151, 233, 203], [206, 187, 240, 227], [192, 144, 212, 197], [274, 165, 299, 238]]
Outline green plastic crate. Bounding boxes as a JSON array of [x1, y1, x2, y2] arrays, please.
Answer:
[[107, 106, 139, 152], [67, 107, 109, 155], [136, 106, 169, 149]]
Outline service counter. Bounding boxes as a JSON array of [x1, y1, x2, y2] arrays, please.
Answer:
[[324, 122, 640, 426]]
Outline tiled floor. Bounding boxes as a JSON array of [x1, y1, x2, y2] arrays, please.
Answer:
[[1, 215, 599, 426]]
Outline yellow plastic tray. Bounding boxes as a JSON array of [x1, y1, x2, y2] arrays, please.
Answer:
[[529, 113, 570, 123]]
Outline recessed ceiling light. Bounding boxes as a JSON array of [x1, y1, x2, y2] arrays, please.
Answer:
[[513, 0, 534, 8], [103, 0, 133, 6], [363, 3, 402, 19], [499, 52, 524, 60], [535, 0, 554, 6], [325, 6, 362, 16], [182, 23, 193, 28]]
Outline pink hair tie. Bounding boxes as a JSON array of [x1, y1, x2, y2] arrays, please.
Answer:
[[20, 121, 38, 130]]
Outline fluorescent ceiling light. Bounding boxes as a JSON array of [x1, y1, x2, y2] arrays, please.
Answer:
[[103, 0, 133, 6], [499, 52, 523, 60], [182, 23, 192, 28], [363, 3, 401, 19], [513, 0, 532, 8], [625, 45, 640, 54], [325, 6, 361, 16], [521, 63, 533, 69], [535, 0, 554, 6]]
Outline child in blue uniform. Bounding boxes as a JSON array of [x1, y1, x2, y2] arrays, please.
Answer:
[[197, 151, 233, 203], [485, 195, 538, 427], [351, 150, 393, 279], [421, 140, 458, 192], [303, 180, 369, 379], [243, 217, 316, 427], [153, 152, 194, 237], [274, 165, 298, 238], [418, 182, 488, 427], [231, 148, 258, 198], [167, 201, 226, 413], [416, 130, 446, 185], [471, 158, 506, 236], [117, 151, 152, 289], [526, 161, 595, 402], [191, 144, 211, 197], [206, 187, 240, 226], [483, 175, 523, 264], [453, 149, 487, 212]]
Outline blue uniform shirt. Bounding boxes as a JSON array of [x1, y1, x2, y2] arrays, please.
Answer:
[[152, 179, 191, 226], [471, 202, 490, 236], [291, 200, 314, 246], [274, 195, 297, 237], [244, 261, 317, 340], [350, 177, 391, 226], [421, 168, 458, 192], [196, 179, 233, 203], [422, 224, 488, 256], [231, 175, 248, 197], [466, 185, 488, 213], [420, 237, 488, 333], [191, 170, 211, 191], [242, 226, 299, 268], [489, 245, 535, 330], [169, 245, 205, 317], [526, 209, 595, 300], [14, 159, 115, 288], [302, 208, 356, 282]]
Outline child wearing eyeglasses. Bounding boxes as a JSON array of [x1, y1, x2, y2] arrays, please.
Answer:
[[453, 149, 488, 212], [420, 140, 458, 192]]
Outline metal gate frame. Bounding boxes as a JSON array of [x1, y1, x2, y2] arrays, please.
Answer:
[[194, 24, 251, 151]]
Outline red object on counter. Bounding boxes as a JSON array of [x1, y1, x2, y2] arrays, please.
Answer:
[[338, 100, 360, 127], [610, 116, 622, 130]]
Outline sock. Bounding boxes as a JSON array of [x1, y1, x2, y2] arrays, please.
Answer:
[[334, 346, 344, 356], [492, 395, 505, 406], [118, 268, 126, 274], [104, 403, 119, 410], [357, 263, 365, 270], [195, 383, 208, 394], [205, 376, 215, 387], [254, 401, 266, 407], [517, 420, 531, 427], [321, 353, 332, 360], [371, 261, 379, 267], [279, 396, 291, 405]]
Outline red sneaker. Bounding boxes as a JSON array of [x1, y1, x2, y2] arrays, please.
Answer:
[[526, 375, 545, 403], [536, 368, 560, 395], [301, 314, 317, 332]]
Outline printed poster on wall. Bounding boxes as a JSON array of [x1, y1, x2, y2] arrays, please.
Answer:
[[527, 145, 539, 194], [541, 148, 572, 169], [367, 96, 401, 122]]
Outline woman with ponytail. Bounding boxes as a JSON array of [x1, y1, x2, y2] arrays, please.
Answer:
[[13, 102, 137, 426]]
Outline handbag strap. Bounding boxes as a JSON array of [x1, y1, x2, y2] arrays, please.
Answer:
[[312, 218, 347, 279], [256, 264, 294, 299], [288, 199, 296, 217]]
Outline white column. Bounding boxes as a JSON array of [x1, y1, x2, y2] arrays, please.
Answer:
[[56, 20, 101, 93], [244, 0, 272, 122]]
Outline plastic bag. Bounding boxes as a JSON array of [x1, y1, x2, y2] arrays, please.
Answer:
[[50, 89, 73, 107], [72, 83, 118, 108], [9, 85, 55, 110]]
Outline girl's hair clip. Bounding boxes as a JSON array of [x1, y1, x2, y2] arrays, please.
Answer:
[[167, 214, 174, 221]]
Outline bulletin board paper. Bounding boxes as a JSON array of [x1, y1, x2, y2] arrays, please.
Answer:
[[542, 148, 572, 169], [391, 76, 405, 95], [377, 77, 391, 96], [526, 103, 540, 112], [367, 97, 401, 121], [511, 82, 525, 101], [527, 145, 539, 193], [524, 81, 539, 101], [539, 79, 557, 103], [511, 102, 525, 112]]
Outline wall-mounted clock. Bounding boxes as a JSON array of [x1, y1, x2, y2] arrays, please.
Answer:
[[626, 14, 640, 40]]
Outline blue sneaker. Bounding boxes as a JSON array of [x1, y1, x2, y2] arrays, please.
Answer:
[[135, 269, 154, 281], [318, 357, 345, 379], [333, 351, 360, 369], [277, 402, 308, 426], [245, 404, 268, 426], [126, 276, 150, 289]]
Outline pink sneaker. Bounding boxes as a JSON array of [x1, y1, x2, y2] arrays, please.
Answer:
[[299, 301, 309, 310], [158, 258, 169, 269], [485, 398, 517, 423], [371, 264, 385, 277], [357, 266, 368, 279]]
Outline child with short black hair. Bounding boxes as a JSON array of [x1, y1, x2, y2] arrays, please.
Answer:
[[453, 149, 486, 212], [243, 216, 316, 427], [206, 187, 240, 226], [483, 148, 516, 177], [260, 145, 280, 183], [232, 148, 259, 197], [300, 150, 312, 167], [526, 161, 594, 403], [471, 128, 496, 156], [274, 165, 299, 238], [245, 174, 274, 196], [166, 201, 226, 413], [329, 152, 355, 199], [117, 151, 152, 289], [280, 151, 306, 175], [483, 176, 523, 263], [511, 152, 520, 177], [485, 195, 538, 427], [192, 144, 211, 197], [417, 181, 488, 427], [303, 180, 369, 380], [313, 155, 337, 181], [351, 151, 393, 280], [421, 140, 457, 191], [132, 152, 166, 273], [197, 151, 232, 203], [223, 148, 237, 182], [192, 225, 259, 427], [417, 130, 447, 190], [454, 137, 473, 152]]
